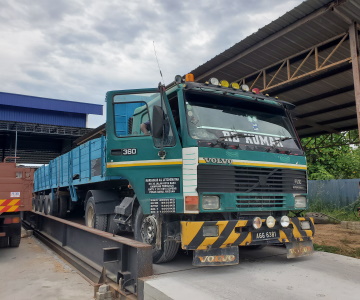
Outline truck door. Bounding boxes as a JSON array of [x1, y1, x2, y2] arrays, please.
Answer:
[[105, 88, 183, 213]]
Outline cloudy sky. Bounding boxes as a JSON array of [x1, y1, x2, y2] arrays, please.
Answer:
[[0, 0, 303, 127]]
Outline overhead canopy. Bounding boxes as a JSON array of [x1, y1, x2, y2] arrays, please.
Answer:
[[190, 0, 360, 139]]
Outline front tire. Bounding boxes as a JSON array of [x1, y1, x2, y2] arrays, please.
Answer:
[[134, 206, 179, 264]]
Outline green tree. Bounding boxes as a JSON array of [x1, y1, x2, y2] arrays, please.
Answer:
[[302, 131, 360, 180]]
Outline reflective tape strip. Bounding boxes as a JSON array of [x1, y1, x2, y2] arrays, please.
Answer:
[[0, 199, 21, 213], [181, 220, 249, 250], [181, 217, 315, 250], [198, 158, 307, 170], [107, 159, 182, 168]]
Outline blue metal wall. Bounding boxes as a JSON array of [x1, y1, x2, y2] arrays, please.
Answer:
[[0, 91, 103, 128], [0, 92, 102, 115], [0, 104, 86, 127], [308, 179, 360, 207]]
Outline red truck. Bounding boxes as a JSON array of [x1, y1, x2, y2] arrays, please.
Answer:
[[0, 159, 34, 247]]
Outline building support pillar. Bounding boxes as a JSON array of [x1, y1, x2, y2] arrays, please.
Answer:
[[349, 22, 360, 140]]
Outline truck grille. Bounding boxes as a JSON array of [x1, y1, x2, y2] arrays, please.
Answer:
[[197, 164, 307, 193], [236, 195, 286, 208]]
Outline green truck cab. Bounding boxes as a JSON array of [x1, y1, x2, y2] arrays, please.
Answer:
[[104, 75, 314, 265]]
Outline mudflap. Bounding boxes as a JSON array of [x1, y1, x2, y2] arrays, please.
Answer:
[[286, 240, 314, 258], [193, 246, 239, 266]]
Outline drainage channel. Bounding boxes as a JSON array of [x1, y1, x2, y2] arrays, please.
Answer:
[[22, 211, 153, 299]]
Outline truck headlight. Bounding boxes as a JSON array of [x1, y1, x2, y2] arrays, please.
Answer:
[[266, 216, 276, 228], [280, 216, 290, 228], [252, 217, 263, 229], [294, 195, 307, 208], [202, 195, 220, 210]]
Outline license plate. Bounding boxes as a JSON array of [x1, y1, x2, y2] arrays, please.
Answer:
[[252, 230, 279, 241], [193, 246, 239, 266]]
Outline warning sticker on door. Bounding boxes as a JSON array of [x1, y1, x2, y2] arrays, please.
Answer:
[[145, 177, 180, 194]]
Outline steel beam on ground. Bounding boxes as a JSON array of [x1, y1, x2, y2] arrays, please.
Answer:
[[23, 211, 153, 296]]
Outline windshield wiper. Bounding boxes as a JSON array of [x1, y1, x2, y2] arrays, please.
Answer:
[[211, 133, 255, 148], [266, 137, 293, 152], [218, 132, 255, 140]]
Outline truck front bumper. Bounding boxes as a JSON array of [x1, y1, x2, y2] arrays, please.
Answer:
[[180, 217, 315, 251]]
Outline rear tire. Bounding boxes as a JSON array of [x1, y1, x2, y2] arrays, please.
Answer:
[[108, 214, 121, 235], [85, 197, 108, 231], [9, 235, 21, 247], [48, 194, 59, 216], [58, 196, 68, 218], [134, 206, 179, 264], [44, 196, 51, 215], [38, 195, 44, 213], [0, 237, 8, 248]]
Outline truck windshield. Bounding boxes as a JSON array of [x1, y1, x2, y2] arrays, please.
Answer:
[[184, 91, 301, 151]]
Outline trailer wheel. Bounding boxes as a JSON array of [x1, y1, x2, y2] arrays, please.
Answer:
[[58, 196, 68, 218], [9, 235, 21, 247], [134, 206, 179, 264], [85, 197, 108, 231], [108, 214, 121, 235], [33, 196, 39, 212], [44, 196, 51, 215], [48, 195, 59, 216], [32, 198, 36, 212], [0, 237, 8, 248], [38, 196, 44, 213]]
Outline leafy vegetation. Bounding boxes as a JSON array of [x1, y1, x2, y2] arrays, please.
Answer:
[[301, 130, 360, 180], [314, 243, 360, 258], [307, 199, 360, 221]]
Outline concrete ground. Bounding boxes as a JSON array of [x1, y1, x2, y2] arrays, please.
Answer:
[[0, 231, 93, 300], [142, 246, 360, 300]]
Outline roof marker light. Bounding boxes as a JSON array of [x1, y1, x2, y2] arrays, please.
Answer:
[[209, 77, 219, 86], [252, 88, 260, 94], [241, 84, 250, 92], [230, 82, 240, 89], [220, 80, 229, 88], [185, 73, 195, 82]]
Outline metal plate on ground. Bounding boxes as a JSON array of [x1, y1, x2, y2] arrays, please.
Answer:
[[193, 246, 239, 266], [286, 240, 314, 258]]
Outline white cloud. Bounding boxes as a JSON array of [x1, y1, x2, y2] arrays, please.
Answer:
[[0, 0, 303, 127]]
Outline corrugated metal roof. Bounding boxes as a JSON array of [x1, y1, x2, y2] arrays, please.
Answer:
[[0, 91, 102, 115], [189, 0, 360, 138]]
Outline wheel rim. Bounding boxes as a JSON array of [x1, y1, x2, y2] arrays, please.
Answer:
[[86, 206, 95, 227], [140, 215, 157, 245]]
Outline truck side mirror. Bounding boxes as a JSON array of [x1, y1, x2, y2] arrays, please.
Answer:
[[152, 105, 165, 139]]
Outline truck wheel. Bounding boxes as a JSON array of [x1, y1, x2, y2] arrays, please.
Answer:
[[38, 195, 45, 213], [9, 235, 21, 247], [134, 206, 179, 264], [0, 237, 8, 248], [48, 195, 59, 216], [85, 197, 108, 231], [44, 196, 51, 215], [58, 196, 68, 218], [108, 214, 120, 235]]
